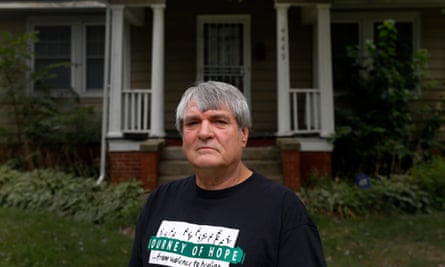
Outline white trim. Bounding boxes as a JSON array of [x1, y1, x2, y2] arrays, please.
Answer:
[[196, 14, 252, 108], [298, 137, 333, 152], [108, 6, 125, 138], [108, 139, 143, 152], [315, 4, 335, 138], [275, 4, 291, 135], [27, 15, 105, 97], [150, 4, 166, 137], [82, 22, 107, 97]]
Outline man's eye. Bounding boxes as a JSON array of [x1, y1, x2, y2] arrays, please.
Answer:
[[214, 120, 228, 127], [185, 121, 199, 127]]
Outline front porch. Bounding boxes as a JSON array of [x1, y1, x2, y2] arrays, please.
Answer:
[[103, 0, 335, 190]]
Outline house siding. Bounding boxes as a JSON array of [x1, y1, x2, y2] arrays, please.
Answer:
[[129, 1, 317, 135], [0, 2, 444, 141], [419, 8, 445, 141]]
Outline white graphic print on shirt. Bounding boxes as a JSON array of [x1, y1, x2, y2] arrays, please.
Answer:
[[147, 220, 246, 267]]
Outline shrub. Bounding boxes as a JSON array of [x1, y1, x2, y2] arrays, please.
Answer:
[[0, 166, 144, 227], [0, 31, 101, 176], [409, 157, 445, 210], [299, 158, 445, 218]]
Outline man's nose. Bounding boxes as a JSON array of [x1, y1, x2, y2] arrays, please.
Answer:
[[198, 120, 213, 139]]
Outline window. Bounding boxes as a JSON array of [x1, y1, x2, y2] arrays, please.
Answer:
[[85, 25, 105, 91], [331, 13, 419, 93], [34, 26, 71, 90], [28, 17, 105, 96]]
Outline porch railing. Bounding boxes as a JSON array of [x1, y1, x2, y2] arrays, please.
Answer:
[[289, 88, 321, 134], [121, 88, 321, 135], [122, 89, 151, 134]]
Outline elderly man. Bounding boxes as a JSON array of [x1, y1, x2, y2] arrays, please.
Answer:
[[129, 81, 326, 267]]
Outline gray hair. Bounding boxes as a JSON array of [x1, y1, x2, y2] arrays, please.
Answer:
[[175, 81, 252, 134]]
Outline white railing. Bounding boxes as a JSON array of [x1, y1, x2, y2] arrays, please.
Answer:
[[120, 87, 320, 135], [289, 88, 321, 134], [122, 89, 151, 134]]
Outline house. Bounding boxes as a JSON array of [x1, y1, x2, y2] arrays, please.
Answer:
[[0, 0, 444, 191]]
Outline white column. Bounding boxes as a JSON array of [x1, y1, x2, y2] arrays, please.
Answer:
[[275, 4, 291, 136], [107, 6, 124, 138], [315, 4, 335, 137], [149, 4, 166, 137]]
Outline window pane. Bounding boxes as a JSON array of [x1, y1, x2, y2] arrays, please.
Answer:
[[331, 23, 359, 92], [34, 26, 71, 90], [86, 25, 105, 90], [203, 22, 244, 90], [87, 58, 104, 89], [373, 21, 413, 61]]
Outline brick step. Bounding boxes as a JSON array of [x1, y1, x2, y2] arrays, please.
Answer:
[[157, 174, 283, 186], [161, 146, 281, 160], [158, 146, 283, 185]]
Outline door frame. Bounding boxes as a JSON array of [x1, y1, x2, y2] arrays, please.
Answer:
[[196, 14, 252, 108]]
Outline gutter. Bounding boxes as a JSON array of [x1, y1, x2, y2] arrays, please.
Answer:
[[97, 0, 111, 184]]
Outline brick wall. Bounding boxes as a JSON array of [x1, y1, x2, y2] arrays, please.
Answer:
[[300, 151, 332, 182], [109, 150, 160, 191]]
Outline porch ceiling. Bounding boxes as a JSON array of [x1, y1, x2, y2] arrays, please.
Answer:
[[0, 1, 107, 9]]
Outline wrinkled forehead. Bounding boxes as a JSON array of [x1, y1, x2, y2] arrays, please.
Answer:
[[186, 98, 231, 113]]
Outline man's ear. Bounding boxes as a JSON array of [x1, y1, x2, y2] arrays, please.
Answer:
[[241, 127, 249, 146]]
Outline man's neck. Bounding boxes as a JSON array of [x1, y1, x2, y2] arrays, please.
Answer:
[[194, 163, 252, 190]]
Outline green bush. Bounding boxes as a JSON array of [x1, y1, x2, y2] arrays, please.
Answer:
[[409, 157, 445, 210], [0, 31, 101, 176], [300, 157, 445, 217], [0, 165, 144, 227]]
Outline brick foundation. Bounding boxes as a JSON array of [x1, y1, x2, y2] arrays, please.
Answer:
[[109, 151, 142, 183], [109, 138, 332, 192], [109, 139, 164, 191], [277, 138, 332, 191], [300, 151, 332, 182]]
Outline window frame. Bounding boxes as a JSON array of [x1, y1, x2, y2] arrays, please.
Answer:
[[331, 12, 420, 57], [27, 15, 105, 98]]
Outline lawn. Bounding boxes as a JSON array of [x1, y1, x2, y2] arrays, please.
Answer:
[[0, 208, 134, 267], [0, 207, 444, 267], [316, 212, 445, 267]]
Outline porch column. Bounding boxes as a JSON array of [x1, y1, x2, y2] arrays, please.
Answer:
[[149, 4, 166, 137], [275, 4, 291, 136], [108, 5, 125, 138], [315, 4, 335, 137]]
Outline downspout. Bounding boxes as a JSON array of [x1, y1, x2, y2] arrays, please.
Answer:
[[97, 0, 111, 184]]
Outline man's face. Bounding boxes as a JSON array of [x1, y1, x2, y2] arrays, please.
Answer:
[[182, 101, 248, 170]]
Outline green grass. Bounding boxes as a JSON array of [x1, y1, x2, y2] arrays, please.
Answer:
[[1, 208, 444, 267], [0, 207, 133, 267], [316, 212, 445, 267]]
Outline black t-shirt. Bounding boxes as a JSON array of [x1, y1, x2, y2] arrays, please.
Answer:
[[128, 171, 326, 267]]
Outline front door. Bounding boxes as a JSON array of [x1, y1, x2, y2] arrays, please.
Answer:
[[197, 15, 251, 105]]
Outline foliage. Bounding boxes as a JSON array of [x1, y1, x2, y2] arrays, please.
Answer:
[[300, 157, 445, 218], [0, 165, 144, 227], [409, 157, 445, 210], [0, 31, 101, 176], [332, 20, 441, 178]]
